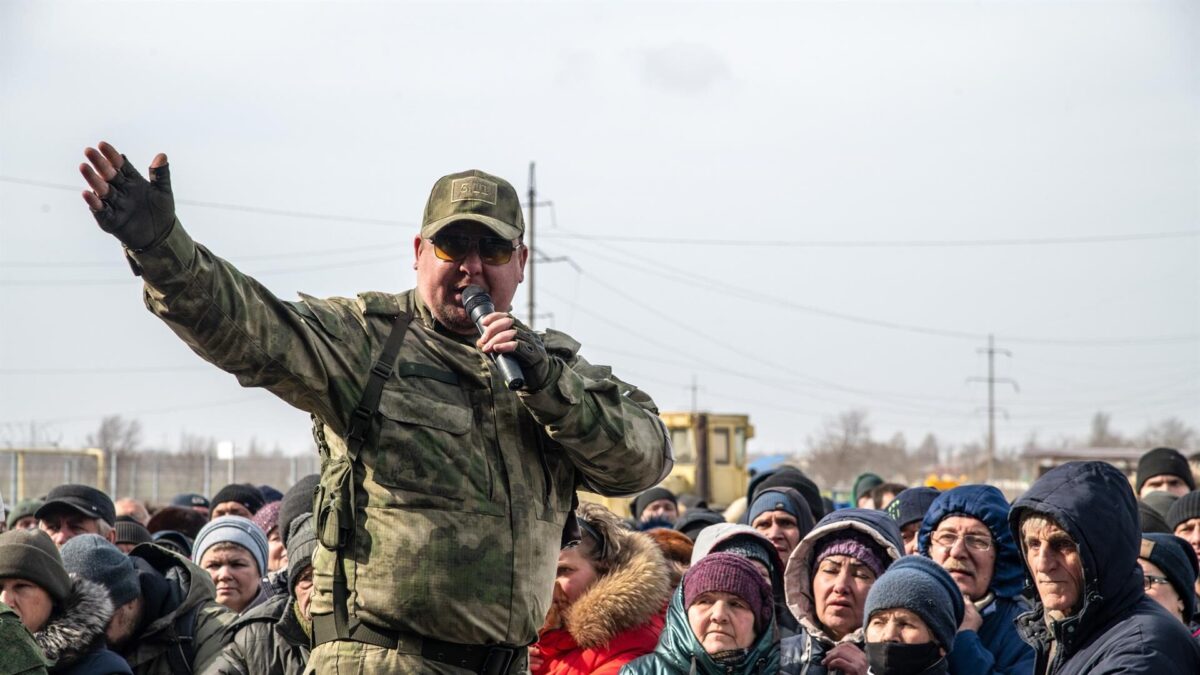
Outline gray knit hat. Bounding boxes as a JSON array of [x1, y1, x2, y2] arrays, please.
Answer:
[[286, 513, 317, 596], [0, 529, 71, 605], [192, 515, 268, 575], [60, 533, 141, 607], [865, 554, 964, 650]]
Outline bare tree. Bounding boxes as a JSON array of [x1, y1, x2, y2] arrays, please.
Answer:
[[1137, 417, 1197, 450], [1087, 412, 1127, 447], [86, 415, 142, 454]]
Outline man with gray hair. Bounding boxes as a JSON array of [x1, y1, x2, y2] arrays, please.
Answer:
[[35, 485, 116, 548], [1008, 461, 1200, 673]]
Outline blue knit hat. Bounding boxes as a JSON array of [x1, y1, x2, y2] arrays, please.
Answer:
[[865, 555, 964, 650], [1140, 533, 1198, 620], [61, 533, 140, 607], [192, 515, 268, 575]]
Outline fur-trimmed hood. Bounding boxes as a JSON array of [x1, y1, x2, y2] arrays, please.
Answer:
[[559, 529, 672, 650], [784, 508, 903, 646], [35, 576, 115, 669]]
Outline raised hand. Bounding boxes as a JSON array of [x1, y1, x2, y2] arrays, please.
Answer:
[[80, 141, 175, 250]]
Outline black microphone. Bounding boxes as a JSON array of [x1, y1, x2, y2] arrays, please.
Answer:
[[461, 285, 525, 391]]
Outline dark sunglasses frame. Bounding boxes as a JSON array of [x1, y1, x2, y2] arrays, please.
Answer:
[[429, 234, 520, 265]]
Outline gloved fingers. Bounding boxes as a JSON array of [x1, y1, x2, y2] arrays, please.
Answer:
[[478, 327, 519, 354], [110, 155, 146, 188], [81, 189, 103, 212], [97, 141, 125, 172], [79, 161, 111, 199], [149, 154, 171, 191]]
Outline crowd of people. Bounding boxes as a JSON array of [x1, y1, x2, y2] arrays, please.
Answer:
[[0, 445, 1196, 673], [55, 143, 1200, 674]]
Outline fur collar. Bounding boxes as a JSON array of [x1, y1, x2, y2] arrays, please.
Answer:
[[561, 529, 671, 650], [36, 577, 115, 667]]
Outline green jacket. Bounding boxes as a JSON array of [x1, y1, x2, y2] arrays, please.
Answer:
[[121, 545, 235, 675], [201, 594, 308, 675], [620, 587, 780, 675], [0, 603, 48, 675], [128, 220, 672, 645]]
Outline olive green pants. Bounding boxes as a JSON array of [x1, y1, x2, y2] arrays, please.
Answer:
[[306, 640, 529, 675]]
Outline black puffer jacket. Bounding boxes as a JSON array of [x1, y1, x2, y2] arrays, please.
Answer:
[[1009, 461, 1200, 674], [35, 577, 131, 675], [200, 593, 308, 675]]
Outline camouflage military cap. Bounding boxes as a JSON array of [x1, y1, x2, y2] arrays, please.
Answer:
[[421, 169, 525, 241]]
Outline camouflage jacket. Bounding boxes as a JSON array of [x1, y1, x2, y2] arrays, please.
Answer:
[[0, 602, 48, 675], [128, 220, 672, 646]]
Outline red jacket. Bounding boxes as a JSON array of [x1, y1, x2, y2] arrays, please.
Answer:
[[534, 611, 665, 675], [533, 528, 672, 675]]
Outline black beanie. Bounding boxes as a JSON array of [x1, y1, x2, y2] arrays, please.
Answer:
[[1141, 533, 1198, 620], [631, 487, 676, 519], [753, 469, 825, 521], [1139, 500, 1170, 534], [211, 483, 265, 515], [1136, 447, 1196, 494], [885, 486, 941, 530], [1167, 489, 1200, 532], [279, 474, 320, 546]]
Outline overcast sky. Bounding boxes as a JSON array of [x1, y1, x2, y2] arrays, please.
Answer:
[[2, 0, 1197, 468]]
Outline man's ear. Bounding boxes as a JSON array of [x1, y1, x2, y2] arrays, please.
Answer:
[[106, 527, 117, 544], [413, 235, 424, 270]]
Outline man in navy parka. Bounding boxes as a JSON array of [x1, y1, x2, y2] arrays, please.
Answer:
[[1008, 461, 1200, 674], [918, 485, 1035, 675]]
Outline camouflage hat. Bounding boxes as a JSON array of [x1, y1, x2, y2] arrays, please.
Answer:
[[420, 169, 524, 241]]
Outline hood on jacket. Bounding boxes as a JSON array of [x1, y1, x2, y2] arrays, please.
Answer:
[[918, 484, 1024, 599], [783, 509, 903, 644], [559, 528, 672, 650], [128, 541, 217, 640], [636, 585, 779, 675], [744, 466, 824, 524], [1007, 461, 1144, 649], [35, 576, 114, 669]]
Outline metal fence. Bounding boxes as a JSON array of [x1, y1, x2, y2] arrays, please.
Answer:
[[0, 447, 320, 505]]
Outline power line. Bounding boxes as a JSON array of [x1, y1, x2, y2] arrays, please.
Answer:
[[549, 237, 1199, 347], [5, 174, 1194, 246], [0, 176, 413, 227], [2, 242, 406, 268], [538, 230, 1199, 248]]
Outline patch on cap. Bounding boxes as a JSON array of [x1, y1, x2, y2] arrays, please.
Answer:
[[1141, 538, 1156, 558], [451, 177, 497, 205]]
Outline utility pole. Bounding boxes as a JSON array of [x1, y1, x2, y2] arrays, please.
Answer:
[[968, 334, 1017, 484], [527, 161, 536, 328]]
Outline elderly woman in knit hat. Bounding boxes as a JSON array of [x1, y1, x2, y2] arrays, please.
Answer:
[[691, 523, 798, 638], [621, 552, 779, 674], [193, 515, 269, 615], [862, 556, 964, 675], [780, 509, 904, 675], [0, 529, 130, 674], [531, 502, 673, 675]]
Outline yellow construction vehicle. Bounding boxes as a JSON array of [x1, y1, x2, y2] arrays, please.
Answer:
[[579, 411, 753, 517]]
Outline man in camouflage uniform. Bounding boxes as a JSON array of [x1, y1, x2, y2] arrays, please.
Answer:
[[0, 602, 47, 675], [79, 142, 673, 674]]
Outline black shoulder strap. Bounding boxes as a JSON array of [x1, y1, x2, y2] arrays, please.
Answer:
[[343, 311, 412, 461], [331, 310, 412, 641], [165, 605, 199, 674]]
